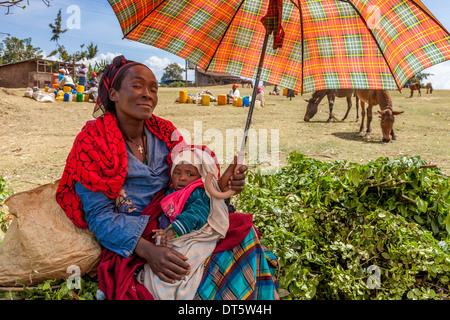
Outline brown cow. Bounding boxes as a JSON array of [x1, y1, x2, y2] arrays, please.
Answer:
[[426, 82, 433, 94], [356, 89, 404, 142], [240, 79, 253, 88], [303, 89, 359, 122], [409, 82, 421, 98]]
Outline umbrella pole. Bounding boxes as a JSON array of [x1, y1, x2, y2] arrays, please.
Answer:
[[206, 32, 269, 199], [240, 31, 270, 155]]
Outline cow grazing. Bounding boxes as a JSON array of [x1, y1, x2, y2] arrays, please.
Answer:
[[426, 82, 433, 94], [240, 79, 253, 88], [303, 89, 359, 122], [409, 82, 421, 98], [356, 89, 404, 143]]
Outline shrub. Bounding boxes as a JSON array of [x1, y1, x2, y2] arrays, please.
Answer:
[[236, 153, 450, 300], [168, 81, 185, 87], [0, 176, 13, 235]]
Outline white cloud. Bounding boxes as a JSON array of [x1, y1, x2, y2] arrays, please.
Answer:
[[41, 51, 58, 61], [81, 52, 122, 68], [422, 61, 450, 90], [143, 56, 172, 81]]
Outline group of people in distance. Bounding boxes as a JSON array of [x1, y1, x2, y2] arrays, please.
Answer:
[[226, 83, 266, 107], [57, 63, 99, 101]]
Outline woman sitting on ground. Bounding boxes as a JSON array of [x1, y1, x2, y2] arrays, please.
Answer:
[[56, 55, 279, 300]]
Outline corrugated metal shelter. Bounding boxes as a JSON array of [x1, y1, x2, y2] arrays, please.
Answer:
[[195, 67, 243, 87]]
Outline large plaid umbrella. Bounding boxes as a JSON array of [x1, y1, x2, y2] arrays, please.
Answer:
[[108, 0, 450, 94]]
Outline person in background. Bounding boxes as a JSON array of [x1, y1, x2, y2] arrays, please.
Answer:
[[84, 71, 99, 101], [59, 73, 76, 91], [269, 85, 280, 95], [88, 71, 98, 87], [77, 63, 88, 87], [58, 68, 66, 82], [287, 88, 295, 101], [255, 86, 265, 107], [227, 84, 240, 104]]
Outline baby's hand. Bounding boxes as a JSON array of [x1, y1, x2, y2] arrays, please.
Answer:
[[152, 227, 177, 246]]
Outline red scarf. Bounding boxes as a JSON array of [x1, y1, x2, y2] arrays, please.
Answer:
[[56, 111, 184, 228]]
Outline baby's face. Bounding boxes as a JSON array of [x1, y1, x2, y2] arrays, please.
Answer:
[[172, 163, 201, 191]]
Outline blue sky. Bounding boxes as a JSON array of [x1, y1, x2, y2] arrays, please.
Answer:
[[1, 0, 449, 88]]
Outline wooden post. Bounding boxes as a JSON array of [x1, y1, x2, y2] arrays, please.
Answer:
[[195, 66, 198, 88], [185, 59, 188, 88]]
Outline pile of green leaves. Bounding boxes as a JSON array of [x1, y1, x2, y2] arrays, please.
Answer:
[[0, 176, 13, 238], [0, 276, 99, 300], [236, 153, 450, 300]]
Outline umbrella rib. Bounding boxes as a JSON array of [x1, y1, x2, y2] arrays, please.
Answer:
[[337, 0, 402, 92], [204, 0, 246, 71], [121, 1, 167, 39]]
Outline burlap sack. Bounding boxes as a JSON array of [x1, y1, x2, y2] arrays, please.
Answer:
[[0, 180, 101, 286]]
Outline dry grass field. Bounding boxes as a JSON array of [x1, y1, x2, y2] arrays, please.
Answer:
[[0, 84, 449, 193]]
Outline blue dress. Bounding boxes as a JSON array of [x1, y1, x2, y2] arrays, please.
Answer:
[[75, 126, 170, 257]]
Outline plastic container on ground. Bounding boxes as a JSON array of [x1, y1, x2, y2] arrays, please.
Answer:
[[51, 73, 59, 87], [202, 94, 210, 106], [217, 94, 227, 105], [179, 90, 188, 103], [242, 96, 249, 107]]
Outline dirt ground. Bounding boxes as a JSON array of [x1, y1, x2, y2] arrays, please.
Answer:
[[0, 85, 449, 193]]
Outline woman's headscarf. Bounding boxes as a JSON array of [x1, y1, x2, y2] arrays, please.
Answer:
[[93, 55, 149, 118], [232, 84, 239, 90]]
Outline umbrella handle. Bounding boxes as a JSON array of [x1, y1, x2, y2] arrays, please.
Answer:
[[204, 151, 245, 199]]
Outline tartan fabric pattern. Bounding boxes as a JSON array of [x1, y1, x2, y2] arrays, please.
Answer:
[[108, 0, 450, 93], [194, 226, 279, 300]]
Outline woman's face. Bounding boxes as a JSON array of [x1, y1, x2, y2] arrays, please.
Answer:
[[109, 65, 158, 122]]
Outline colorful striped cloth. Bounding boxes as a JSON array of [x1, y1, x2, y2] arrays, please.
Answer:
[[78, 77, 87, 86], [195, 226, 279, 300]]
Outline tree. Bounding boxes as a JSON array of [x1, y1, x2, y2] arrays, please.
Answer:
[[48, 8, 67, 46], [48, 9, 98, 77], [0, 36, 42, 65], [161, 63, 184, 82], [0, 0, 51, 14], [405, 71, 434, 88]]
